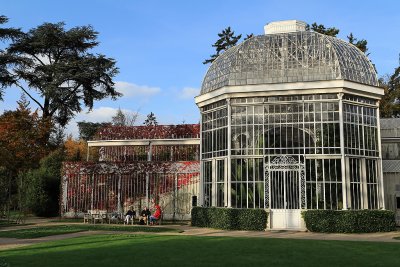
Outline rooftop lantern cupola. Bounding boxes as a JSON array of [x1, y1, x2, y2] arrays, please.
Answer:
[[264, 20, 307, 34]]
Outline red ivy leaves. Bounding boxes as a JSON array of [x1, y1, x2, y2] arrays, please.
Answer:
[[96, 124, 200, 140]]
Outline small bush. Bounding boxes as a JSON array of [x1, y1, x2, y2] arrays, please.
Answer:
[[302, 210, 396, 233], [20, 149, 63, 217], [191, 207, 268, 231]]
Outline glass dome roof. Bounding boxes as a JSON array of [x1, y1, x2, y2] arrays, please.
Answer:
[[200, 31, 378, 95]]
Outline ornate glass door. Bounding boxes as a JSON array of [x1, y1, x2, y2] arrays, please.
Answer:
[[265, 155, 305, 229]]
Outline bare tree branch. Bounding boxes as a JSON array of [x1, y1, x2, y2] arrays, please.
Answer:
[[15, 83, 44, 110]]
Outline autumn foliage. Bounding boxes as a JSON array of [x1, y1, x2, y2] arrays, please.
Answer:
[[0, 98, 50, 173], [0, 97, 53, 216], [64, 136, 87, 161]]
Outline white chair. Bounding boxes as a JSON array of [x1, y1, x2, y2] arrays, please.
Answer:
[[93, 210, 107, 224], [83, 212, 91, 224]]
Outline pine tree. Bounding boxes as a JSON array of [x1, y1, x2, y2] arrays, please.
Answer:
[[347, 33, 368, 54], [380, 66, 400, 117], [143, 112, 158, 126], [308, 23, 339, 37], [3, 21, 120, 139], [111, 108, 138, 126], [308, 22, 369, 55], [0, 15, 21, 39], [77, 121, 111, 141], [203, 27, 242, 64], [244, 33, 254, 40], [0, 15, 22, 100], [112, 108, 126, 126]]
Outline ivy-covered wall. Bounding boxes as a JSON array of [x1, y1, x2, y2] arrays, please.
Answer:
[[61, 161, 200, 220]]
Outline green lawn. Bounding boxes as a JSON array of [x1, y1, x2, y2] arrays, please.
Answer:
[[0, 221, 32, 229], [49, 218, 189, 226], [49, 218, 83, 223], [0, 234, 399, 267], [0, 225, 179, 239]]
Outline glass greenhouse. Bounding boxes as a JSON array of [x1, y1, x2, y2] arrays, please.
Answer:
[[195, 20, 385, 229]]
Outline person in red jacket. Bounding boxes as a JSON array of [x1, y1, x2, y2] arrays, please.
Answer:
[[149, 205, 162, 225]]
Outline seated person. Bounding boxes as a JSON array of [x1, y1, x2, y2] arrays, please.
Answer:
[[139, 207, 151, 225], [124, 208, 135, 224], [149, 205, 162, 225]]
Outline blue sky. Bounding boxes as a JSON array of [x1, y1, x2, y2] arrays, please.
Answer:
[[1, 0, 400, 137]]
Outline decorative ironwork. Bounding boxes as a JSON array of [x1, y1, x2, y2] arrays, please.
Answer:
[[265, 170, 270, 209], [265, 155, 305, 209], [300, 170, 306, 209], [270, 155, 301, 167]]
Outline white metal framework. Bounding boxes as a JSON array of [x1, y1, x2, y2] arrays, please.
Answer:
[[196, 21, 385, 229], [201, 31, 378, 95]]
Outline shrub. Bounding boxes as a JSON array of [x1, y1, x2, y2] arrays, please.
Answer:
[[302, 210, 396, 233], [20, 149, 64, 217], [191, 207, 268, 231]]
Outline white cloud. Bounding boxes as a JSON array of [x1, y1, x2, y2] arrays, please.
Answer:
[[77, 107, 119, 122], [65, 107, 142, 138], [115, 81, 161, 98], [179, 87, 200, 99]]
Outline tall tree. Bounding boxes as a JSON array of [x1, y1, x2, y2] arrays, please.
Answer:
[[308, 22, 340, 37], [203, 27, 242, 64], [308, 22, 369, 54], [112, 107, 126, 126], [64, 135, 86, 161], [124, 110, 139, 126], [347, 33, 368, 54], [0, 15, 22, 100], [0, 95, 49, 173], [0, 95, 50, 216], [77, 121, 111, 141], [112, 107, 138, 126], [4, 22, 120, 138], [380, 66, 400, 117], [143, 112, 158, 126], [0, 15, 21, 39], [244, 33, 254, 40]]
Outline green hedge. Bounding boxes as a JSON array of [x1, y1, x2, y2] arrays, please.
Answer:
[[302, 210, 396, 233], [191, 207, 268, 231]]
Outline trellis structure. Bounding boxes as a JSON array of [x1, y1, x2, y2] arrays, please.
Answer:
[[61, 161, 199, 220], [61, 124, 200, 220]]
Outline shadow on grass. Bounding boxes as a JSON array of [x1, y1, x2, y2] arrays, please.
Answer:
[[49, 218, 82, 223], [4, 234, 139, 252], [1, 235, 400, 267], [0, 224, 179, 239], [0, 222, 33, 229]]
